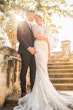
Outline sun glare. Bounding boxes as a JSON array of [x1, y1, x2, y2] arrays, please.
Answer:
[[15, 14, 24, 22]]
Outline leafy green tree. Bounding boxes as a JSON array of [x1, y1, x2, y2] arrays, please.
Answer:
[[0, 0, 73, 49]]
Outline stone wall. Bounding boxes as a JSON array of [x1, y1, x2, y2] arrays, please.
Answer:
[[0, 46, 21, 107]]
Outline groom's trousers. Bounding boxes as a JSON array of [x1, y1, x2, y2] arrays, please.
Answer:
[[20, 50, 36, 93]]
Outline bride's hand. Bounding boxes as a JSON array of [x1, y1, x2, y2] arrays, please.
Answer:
[[27, 47, 36, 55], [45, 38, 48, 43]]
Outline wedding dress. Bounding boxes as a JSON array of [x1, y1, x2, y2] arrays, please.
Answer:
[[14, 25, 73, 110]]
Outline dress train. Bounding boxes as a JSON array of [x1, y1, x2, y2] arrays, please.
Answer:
[[14, 40, 73, 110]]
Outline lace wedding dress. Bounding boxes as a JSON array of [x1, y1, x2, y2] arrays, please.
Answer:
[[14, 25, 73, 110]]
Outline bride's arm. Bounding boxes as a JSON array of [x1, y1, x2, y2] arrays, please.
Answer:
[[32, 25, 48, 43]]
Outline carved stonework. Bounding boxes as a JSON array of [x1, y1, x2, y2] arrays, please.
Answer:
[[48, 40, 72, 63], [61, 40, 70, 58]]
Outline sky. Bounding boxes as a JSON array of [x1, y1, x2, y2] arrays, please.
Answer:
[[52, 0, 73, 52]]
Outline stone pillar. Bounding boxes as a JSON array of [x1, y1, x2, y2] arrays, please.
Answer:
[[61, 40, 70, 58]]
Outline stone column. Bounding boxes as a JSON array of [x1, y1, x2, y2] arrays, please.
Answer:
[[61, 40, 70, 58]]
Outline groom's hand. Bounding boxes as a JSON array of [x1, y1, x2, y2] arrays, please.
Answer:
[[27, 47, 36, 55]]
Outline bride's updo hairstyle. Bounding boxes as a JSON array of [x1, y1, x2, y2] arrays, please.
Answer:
[[35, 14, 42, 19], [35, 14, 42, 25]]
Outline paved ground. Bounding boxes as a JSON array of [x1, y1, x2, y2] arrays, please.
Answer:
[[0, 107, 13, 110], [0, 91, 73, 110]]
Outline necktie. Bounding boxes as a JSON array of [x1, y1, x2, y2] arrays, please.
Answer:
[[29, 23, 32, 29]]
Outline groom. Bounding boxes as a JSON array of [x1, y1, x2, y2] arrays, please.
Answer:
[[17, 11, 36, 97]]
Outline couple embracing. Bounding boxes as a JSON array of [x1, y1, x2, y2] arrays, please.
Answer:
[[14, 11, 73, 110]]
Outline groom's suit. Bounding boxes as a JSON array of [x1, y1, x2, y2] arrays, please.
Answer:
[[17, 20, 36, 93]]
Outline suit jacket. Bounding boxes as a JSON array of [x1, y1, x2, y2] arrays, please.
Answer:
[[17, 20, 35, 54]]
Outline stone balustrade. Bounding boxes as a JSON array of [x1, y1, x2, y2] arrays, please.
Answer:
[[0, 46, 21, 107], [49, 40, 71, 63]]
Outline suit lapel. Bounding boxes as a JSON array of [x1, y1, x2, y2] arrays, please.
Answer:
[[21, 21, 34, 38], [23, 21, 32, 33]]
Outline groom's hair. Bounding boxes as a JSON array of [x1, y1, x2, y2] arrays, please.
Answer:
[[26, 10, 35, 16]]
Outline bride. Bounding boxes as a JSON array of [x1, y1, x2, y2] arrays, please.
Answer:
[[14, 15, 73, 110]]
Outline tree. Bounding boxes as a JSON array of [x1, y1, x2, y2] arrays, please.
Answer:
[[0, 0, 73, 49]]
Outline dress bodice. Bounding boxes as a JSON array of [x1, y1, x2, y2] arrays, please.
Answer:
[[32, 24, 49, 38]]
